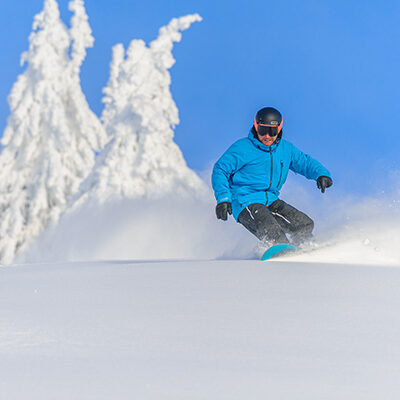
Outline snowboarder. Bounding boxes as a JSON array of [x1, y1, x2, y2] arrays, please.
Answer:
[[212, 107, 332, 247]]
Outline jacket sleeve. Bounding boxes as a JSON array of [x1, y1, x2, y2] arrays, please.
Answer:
[[289, 143, 331, 180], [211, 141, 246, 204]]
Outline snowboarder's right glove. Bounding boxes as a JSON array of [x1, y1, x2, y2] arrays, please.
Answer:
[[317, 176, 333, 193], [216, 202, 232, 221]]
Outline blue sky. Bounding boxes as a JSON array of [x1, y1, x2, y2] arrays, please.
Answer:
[[1, 0, 400, 196]]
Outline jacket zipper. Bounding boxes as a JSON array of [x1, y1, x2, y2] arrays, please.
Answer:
[[266, 151, 273, 203], [267, 152, 273, 190], [277, 162, 283, 187]]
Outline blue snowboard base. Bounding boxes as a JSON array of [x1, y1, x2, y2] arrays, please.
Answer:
[[261, 244, 296, 261]]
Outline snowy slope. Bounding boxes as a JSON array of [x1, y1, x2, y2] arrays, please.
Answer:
[[1, 257, 400, 399]]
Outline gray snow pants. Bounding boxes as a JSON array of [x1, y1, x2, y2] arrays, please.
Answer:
[[237, 200, 314, 246]]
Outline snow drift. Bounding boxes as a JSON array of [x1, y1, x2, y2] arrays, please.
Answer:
[[21, 173, 400, 266]]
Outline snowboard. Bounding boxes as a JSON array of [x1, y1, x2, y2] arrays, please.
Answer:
[[261, 244, 296, 261]]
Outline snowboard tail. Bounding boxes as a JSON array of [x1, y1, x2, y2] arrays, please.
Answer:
[[261, 244, 296, 261]]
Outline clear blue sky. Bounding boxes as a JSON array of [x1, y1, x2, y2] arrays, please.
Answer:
[[1, 0, 400, 195]]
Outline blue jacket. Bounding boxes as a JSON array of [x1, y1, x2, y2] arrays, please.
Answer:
[[212, 131, 331, 221]]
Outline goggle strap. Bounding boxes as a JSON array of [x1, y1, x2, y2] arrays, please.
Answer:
[[254, 116, 283, 133]]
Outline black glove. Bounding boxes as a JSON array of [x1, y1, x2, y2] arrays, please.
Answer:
[[317, 176, 333, 193], [216, 202, 232, 221]]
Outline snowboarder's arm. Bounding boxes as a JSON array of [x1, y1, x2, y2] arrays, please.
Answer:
[[211, 141, 246, 204], [289, 143, 331, 181]]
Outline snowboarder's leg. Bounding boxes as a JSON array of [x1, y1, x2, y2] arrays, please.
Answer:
[[238, 203, 290, 245], [268, 200, 314, 245]]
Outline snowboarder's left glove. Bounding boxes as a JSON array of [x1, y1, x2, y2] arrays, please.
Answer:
[[216, 202, 232, 221], [317, 176, 333, 193]]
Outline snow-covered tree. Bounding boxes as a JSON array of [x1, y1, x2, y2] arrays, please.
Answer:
[[0, 0, 106, 263], [72, 14, 206, 206]]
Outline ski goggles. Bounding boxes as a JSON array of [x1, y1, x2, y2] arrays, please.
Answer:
[[254, 117, 283, 137]]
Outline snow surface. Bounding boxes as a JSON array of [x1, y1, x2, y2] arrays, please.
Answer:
[[2, 257, 400, 399]]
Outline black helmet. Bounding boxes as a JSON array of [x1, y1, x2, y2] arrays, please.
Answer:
[[254, 107, 283, 137]]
